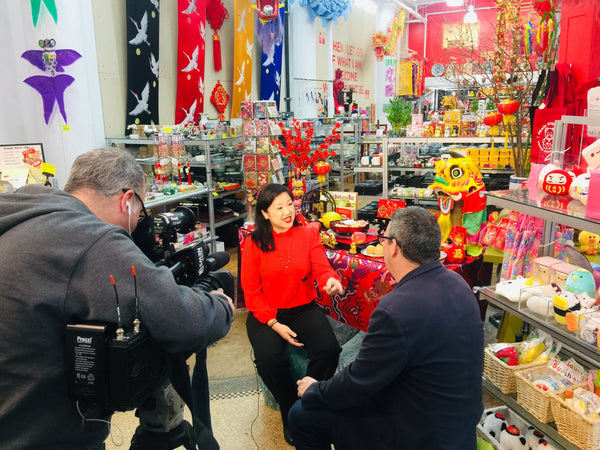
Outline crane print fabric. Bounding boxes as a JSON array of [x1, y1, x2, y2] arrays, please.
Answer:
[[230, 0, 254, 118], [175, 0, 206, 126], [126, 0, 160, 130], [255, 4, 284, 107]]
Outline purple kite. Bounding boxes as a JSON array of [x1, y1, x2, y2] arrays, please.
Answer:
[[21, 38, 82, 124]]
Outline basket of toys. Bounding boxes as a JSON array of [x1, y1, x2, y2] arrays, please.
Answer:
[[515, 357, 588, 423], [551, 386, 600, 450], [484, 331, 559, 394]]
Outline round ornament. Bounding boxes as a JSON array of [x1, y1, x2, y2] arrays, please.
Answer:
[[431, 63, 444, 77]]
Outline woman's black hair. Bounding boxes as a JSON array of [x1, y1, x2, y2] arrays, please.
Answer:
[[251, 184, 299, 252]]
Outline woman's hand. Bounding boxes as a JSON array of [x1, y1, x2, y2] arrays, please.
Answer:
[[272, 322, 304, 347], [323, 277, 344, 296]]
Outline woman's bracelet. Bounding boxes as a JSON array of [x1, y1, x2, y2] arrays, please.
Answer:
[[268, 319, 278, 328]]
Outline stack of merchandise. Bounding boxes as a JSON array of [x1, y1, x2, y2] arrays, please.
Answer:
[[241, 100, 285, 206]]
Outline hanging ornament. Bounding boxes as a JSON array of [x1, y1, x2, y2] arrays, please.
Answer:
[[253, 0, 282, 22], [210, 81, 229, 120], [206, 0, 229, 72], [312, 160, 331, 184]]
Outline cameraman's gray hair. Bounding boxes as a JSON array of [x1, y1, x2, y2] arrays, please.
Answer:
[[388, 206, 442, 265], [64, 147, 146, 198]]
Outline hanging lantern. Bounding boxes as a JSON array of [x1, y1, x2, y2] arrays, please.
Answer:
[[498, 98, 520, 115], [483, 111, 503, 136], [312, 160, 331, 184]]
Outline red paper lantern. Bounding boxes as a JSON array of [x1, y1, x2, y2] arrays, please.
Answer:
[[313, 160, 331, 183], [483, 112, 503, 126], [498, 99, 520, 115]]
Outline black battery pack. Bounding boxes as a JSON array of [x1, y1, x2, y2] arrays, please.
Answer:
[[65, 324, 110, 406], [66, 324, 165, 412]]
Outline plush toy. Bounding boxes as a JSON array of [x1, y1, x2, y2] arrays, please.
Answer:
[[553, 291, 581, 324], [565, 268, 597, 297], [480, 411, 507, 440], [499, 424, 528, 449], [580, 231, 600, 255], [582, 139, 600, 171], [527, 295, 554, 317], [524, 427, 557, 449], [495, 277, 536, 302], [570, 172, 591, 204]]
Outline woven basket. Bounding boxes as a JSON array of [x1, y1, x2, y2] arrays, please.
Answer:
[[515, 366, 584, 423], [550, 390, 600, 450], [483, 347, 547, 394]]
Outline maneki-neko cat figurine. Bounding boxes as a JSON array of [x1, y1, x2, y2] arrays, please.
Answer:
[[428, 153, 486, 243]]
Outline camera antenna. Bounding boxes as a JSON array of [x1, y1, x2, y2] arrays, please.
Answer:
[[131, 265, 141, 333], [110, 275, 124, 340]]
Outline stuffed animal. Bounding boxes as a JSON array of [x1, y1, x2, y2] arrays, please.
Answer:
[[527, 295, 554, 317], [580, 231, 600, 255], [570, 172, 591, 204], [524, 427, 557, 449], [499, 424, 528, 449], [495, 277, 536, 302], [480, 411, 507, 440], [553, 291, 581, 324], [565, 268, 597, 297]]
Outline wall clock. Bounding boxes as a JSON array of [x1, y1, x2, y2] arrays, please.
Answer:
[[431, 63, 444, 77]]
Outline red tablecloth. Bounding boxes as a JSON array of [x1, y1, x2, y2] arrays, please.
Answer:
[[237, 227, 488, 332]]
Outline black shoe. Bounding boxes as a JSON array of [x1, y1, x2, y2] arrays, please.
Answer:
[[283, 427, 295, 446]]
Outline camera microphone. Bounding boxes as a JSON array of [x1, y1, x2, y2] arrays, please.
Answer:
[[205, 251, 230, 272]]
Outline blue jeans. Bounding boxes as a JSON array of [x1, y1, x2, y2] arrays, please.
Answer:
[[288, 399, 333, 450]]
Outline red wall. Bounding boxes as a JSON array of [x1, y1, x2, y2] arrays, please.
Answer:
[[408, 0, 540, 78], [558, 0, 600, 88]]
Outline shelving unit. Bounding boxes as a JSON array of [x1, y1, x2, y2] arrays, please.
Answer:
[[478, 188, 600, 450], [327, 122, 359, 191], [354, 136, 513, 198], [106, 135, 247, 252]]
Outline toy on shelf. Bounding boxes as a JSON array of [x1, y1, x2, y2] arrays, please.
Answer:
[[580, 231, 600, 255]]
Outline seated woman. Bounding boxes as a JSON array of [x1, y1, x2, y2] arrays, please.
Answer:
[[241, 183, 344, 445]]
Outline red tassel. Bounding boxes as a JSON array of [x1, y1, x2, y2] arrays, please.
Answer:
[[213, 31, 222, 72]]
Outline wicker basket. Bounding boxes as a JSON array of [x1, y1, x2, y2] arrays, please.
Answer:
[[483, 347, 547, 394], [515, 366, 584, 423], [550, 389, 600, 450]]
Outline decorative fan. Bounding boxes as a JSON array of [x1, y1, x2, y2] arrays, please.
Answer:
[[301, 188, 337, 222]]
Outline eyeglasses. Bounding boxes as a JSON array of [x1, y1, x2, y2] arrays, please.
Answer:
[[378, 233, 395, 245], [122, 188, 149, 222]]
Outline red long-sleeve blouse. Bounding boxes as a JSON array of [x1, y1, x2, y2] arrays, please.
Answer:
[[241, 225, 339, 324]]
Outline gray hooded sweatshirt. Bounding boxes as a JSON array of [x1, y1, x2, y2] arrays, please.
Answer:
[[0, 185, 232, 449]]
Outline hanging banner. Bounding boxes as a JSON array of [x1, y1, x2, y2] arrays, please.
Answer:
[[231, 0, 254, 118], [175, 0, 206, 125], [126, 0, 160, 131], [256, 5, 285, 106]]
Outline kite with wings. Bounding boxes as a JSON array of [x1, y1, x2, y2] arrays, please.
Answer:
[[21, 38, 82, 125]]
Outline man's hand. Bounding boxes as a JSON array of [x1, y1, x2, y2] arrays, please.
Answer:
[[297, 376, 317, 397], [323, 277, 344, 296], [272, 322, 304, 347], [211, 288, 235, 314]]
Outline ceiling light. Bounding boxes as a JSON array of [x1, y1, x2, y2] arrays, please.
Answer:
[[464, 5, 478, 23], [446, 0, 464, 6]]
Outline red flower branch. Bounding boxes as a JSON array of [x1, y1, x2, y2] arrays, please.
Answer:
[[271, 119, 342, 173]]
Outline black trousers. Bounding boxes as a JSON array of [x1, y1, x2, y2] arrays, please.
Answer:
[[246, 301, 341, 426]]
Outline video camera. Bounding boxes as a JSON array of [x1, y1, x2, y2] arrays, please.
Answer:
[[66, 206, 233, 415]]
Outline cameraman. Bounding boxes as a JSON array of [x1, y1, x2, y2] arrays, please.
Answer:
[[0, 148, 234, 449]]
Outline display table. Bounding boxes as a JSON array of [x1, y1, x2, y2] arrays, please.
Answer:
[[238, 227, 489, 332]]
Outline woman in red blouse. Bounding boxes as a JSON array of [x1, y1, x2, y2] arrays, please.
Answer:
[[241, 184, 344, 445]]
